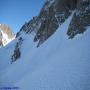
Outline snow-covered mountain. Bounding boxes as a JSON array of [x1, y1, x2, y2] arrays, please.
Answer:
[[0, 24, 15, 47], [0, 0, 90, 90]]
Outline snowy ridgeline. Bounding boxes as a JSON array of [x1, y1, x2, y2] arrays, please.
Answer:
[[0, 24, 15, 47], [0, 14, 90, 90], [0, 30, 15, 46]]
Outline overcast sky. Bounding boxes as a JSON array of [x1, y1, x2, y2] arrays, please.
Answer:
[[0, 0, 44, 33]]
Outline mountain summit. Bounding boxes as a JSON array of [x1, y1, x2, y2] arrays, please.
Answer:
[[0, 24, 15, 47]]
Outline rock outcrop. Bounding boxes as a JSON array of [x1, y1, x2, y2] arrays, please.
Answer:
[[16, 0, 90, 47], [67, 0, 90, 38], [11, 37, 23, 63], [11, 0, 90, 63]]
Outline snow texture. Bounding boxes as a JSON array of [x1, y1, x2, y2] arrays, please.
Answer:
[[0, 13, 90, 90]]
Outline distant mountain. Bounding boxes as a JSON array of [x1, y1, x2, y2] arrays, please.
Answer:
[[0, 24, 15, 47]]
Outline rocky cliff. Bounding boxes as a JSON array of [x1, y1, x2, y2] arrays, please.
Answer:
[[13, 0, 90, 62], [16, 0, 90, 47]]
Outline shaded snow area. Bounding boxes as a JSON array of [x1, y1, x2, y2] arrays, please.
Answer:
[[0, 14, 90, 90]]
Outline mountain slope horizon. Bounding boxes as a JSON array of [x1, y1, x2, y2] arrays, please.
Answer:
[[0, 0, 90, 90]]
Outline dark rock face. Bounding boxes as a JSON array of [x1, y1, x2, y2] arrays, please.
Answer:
[[67, 0, 90, 38], [0, 32, 3, 46], [34, 0, 78, 47], [16, 0, 90, 47], [34, 1, 59, 47], [16, 16, 38, 37], [11, 37, 23, 63], [11, 43, 21, 63], [0, 24, 15, 47], [12, 0, 90, 63], [17, 0, 78, 47]]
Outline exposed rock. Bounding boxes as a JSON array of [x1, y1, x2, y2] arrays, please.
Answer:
[[11, 0, 90, 63], [16, 16, 38, 37], [11, 37, 23, 63], [16, 0, 90, 47], [67, 0, 90, 38], [34, 0, 79, 47]]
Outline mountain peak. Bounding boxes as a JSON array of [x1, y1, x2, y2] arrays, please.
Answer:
[[0, 24, 15, 47]]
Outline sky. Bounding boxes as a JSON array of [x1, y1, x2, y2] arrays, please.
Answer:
[[0, 0, 44, 33]]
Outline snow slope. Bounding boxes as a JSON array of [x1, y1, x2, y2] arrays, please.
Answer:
[[0, 14, 90, 90]]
